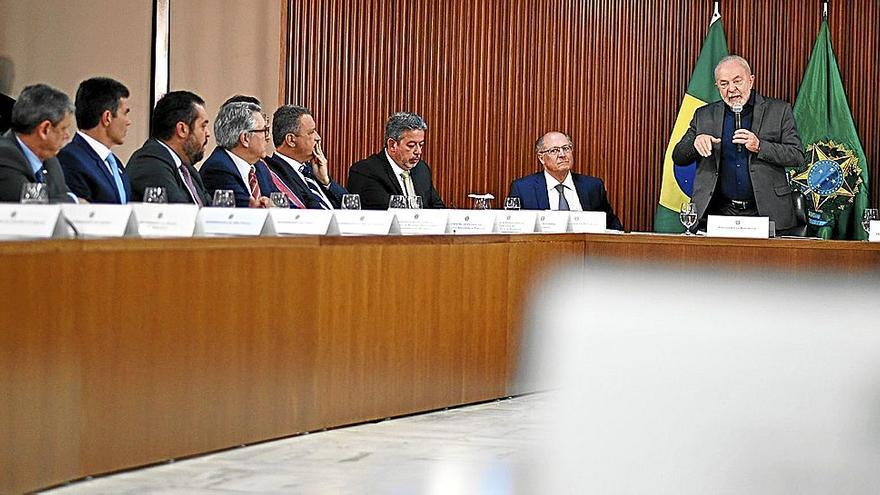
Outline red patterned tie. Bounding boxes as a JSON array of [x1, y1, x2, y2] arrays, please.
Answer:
[[248, 166, 261, 200], [267, 168, 306, 208]]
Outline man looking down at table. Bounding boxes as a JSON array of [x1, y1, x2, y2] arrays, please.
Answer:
[[509, 131, 622, 230], [672, 55, 805, 233], [348, 111, 445, 209]]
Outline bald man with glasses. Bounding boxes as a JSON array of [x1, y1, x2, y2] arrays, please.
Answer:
[[509, 130, 622, 231]]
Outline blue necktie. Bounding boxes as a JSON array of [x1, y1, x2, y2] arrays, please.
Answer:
[[34, 166, 45, 183], [555, 184, 570, 211], [106, 154, 127, 204], [300, 165, 331, 209]]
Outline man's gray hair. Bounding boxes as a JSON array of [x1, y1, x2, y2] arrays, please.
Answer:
[[384, 111, 427, 143], [534, 131, 573, 154], [272, 104, 311, 147], [714, 55, 752, 80], [11, 84, 75, 134], [214, 101, 261, 149]]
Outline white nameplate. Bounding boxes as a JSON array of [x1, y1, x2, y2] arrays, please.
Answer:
[[870, 221, 880, 242], [61, 204, 132, 237], [264, 209, 333, 236], [328, 210, 395, 236], [536, 210, 570, 233], [568, 211, 607, 233], [391, 209, 449, 235], [130, 203, 198, 237], [0, 204, 64, 239], [445, 209, 496, 234], [195, 208, 268, 236], [494, 210, 538, 234], [707, 215, 770, 239]]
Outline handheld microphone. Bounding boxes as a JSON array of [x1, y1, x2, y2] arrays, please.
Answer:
[[732, 104, 743, 152]]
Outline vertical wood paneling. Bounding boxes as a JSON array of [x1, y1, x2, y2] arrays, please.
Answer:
[[285, 0, 879, 231]]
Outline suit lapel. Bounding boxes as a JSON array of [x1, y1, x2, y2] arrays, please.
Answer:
[[217, 148, 248, 190], [382, 157, 405, 195], [572, 174, 589, 209], [751, 93, 766, 134], [77, 134, 120, 202], [534, 173, 550, 210], [711, 102, 725, 169]]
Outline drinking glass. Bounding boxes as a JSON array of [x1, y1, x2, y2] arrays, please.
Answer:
[[20, 183, 48, 204], [212, 189, 235, 208], [679, 202, 697, 234], [388, 195, 408, 209], [472, 197, 490, 210], [408, 196, 423, 209], [143, 186, 168, 204], [861, 208, 878, 236], [504, 197, 521, 210], [270, 192, 290, 208], [341, 194, 361, 210]]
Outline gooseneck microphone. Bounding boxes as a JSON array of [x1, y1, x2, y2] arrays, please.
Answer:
[[732, 104, 743, 153]]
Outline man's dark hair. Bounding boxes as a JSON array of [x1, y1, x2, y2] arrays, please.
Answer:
[[272, 104, 311, 147], [222, 94, 261, 107], [10, 84, 74, 134], [74, 77, 130, 130], [150, 90, 205, 140]]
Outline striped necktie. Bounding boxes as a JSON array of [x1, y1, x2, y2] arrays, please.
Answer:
[[248, 166, 261, 200], [299, 165, 332, 209], [178, 164, 204, 206]]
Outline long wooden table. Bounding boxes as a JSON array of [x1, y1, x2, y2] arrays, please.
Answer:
[[2, 233, 879, 494]]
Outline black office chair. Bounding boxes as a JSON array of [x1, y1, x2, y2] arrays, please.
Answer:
[[777, 191, 809, 237]]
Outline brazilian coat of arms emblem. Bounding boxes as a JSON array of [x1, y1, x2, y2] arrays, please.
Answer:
[[789, 141, 862, 228]]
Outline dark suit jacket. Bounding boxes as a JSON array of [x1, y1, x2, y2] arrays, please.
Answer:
[[672, 93, 805, 230], [0, 130, 74, 203], [199, 147, 279, 208], [265, 153, 347, 209], [509, 171, 623, 231], [0, 93, 13, 134], [126, 138, 211, 204], [347, 151, 445, 210], [57, 133, 132, 204]]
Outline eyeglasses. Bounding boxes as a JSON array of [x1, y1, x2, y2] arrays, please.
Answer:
[[538, 144, 573, 157], [248, 127, 271, 141]]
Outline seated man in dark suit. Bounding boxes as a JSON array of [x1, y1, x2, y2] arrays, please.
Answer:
[[0, 84, 78, 203], [56, 77, 132, 204], [509, 131, 622, 231], [199, 102, 276, 208], [127, 91, 212, 205], [348, 111, 445, 209], [266, 104, 347, 209]]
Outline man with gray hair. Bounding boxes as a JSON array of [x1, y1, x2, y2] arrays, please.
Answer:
[[0, 83, 78, 202], [200, 101, 277, 208], [348, 111, 445, 209], [672, 55, 805, 233], [266, 104, 347, 209]]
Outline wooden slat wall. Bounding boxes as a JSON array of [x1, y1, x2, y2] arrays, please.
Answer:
[[284, 0, 879, 231]]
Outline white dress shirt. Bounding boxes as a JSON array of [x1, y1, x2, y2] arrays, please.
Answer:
[[77, 131, 114, 174], [385, 150, 410, 195], [545, 171, 583, 211], [225, 149, 254, 194]]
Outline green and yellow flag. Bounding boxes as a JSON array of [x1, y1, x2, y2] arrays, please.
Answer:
[[790, 18, 869, 239], [654, 10, 728, 233]]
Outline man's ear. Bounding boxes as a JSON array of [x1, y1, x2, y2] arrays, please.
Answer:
[[101, 110, 114, 127], [386, 138, 397, 151], [175, 121, 189, 139], [35, 120, 53, 139]]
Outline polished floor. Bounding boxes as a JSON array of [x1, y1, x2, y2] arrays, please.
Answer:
[[44, 394, 545, 495]]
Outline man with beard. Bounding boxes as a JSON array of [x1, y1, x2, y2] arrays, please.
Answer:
[[672, 55, 804, 232], [127, 90, 212, 205]]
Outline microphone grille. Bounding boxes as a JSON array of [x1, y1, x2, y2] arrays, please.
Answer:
[[732, 104, 743, 114]]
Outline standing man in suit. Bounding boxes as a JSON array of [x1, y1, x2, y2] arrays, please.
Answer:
[[266, 104, 347, 209], [57, 77, 132, 204], [127, 91, 212, 205], [348, 111, 445, 209], [509, 131, 622, 230], [199, 102, 275, 208], [672, 55, 805, 232], [0, 84, 77, 202]]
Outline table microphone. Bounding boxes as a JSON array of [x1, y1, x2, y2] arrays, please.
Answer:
[[732, 104, 743, 152]]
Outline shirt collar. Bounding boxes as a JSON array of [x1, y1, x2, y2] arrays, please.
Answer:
[[14, 134, 44, 176], [156, 140, 183, 168], [275, 152, 308, 181], [385, 149, 407, 176], [77, 131, 112, 161], [544, 170, 574, 191], [225, 149, 254, 186]]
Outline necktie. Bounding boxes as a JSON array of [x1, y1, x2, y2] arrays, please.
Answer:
[[248, 166, 261, 200], [555, 184, 570, 211], [34, 166, 45, 183], [178, 164, 204, 206], [299, 165, 332, 209], [106, 154, 127, 204], [401, 170, 416, 198], [267, 168, 306, 208]]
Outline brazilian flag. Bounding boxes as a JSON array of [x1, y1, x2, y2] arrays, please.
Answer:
[[654, 13, 728, 233], [790, 18, 869, 240]]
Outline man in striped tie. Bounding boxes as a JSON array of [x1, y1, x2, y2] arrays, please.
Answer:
[[265, 105, 347, 209], [200, 102, 277, 208]]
